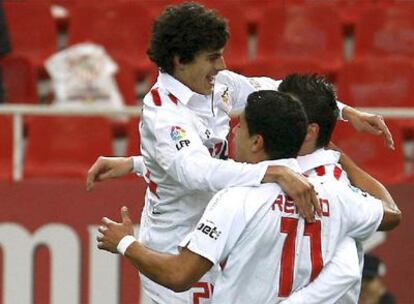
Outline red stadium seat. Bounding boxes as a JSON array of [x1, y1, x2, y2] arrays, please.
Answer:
[[332, 121, 409, 184], [198, 0, 250, 71], [0, 116, 13, 181], [1, 57, 39, 104], [256, 4, 344, 74], [337, 58, 414, 108], [24, 116, 113, 178], [126, 117, 141, 156], [115, 59, 139, 106], [354, 5, 414, 60], [68, 2, 153, 79], [242, 58, 330, 81], [3, 1, 57, 69], [286, 0, 376, 31]]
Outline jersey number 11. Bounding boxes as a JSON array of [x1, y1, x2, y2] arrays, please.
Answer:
[[279, 217, 323, 297]]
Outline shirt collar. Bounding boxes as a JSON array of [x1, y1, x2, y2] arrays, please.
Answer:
[[157, 71, 203, 105], [297, 148, 341, 173], [259, 158, 302, 174]]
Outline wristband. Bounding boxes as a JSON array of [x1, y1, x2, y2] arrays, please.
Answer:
[[117, 235, 136, 255]]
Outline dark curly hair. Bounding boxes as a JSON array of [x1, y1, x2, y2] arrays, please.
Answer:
[[245, 91, 308, 160], [278, 74, 339, 149], [147, 2, 229, 74]]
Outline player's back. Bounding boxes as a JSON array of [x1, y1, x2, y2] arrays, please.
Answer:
[[211, 178, 383, 304]]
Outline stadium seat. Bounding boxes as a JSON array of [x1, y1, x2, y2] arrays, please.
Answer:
[[242, 58, 330, 81], [24, 116, 113, 178], [1, 56, 39, 104], [256, 4, 344, 74], [337, 58, 414, 108], [126, 117, 141, 156], [332, 121, 409, 184], [115, 59, 139, 106], [286, 0, 375, 32], [3, 1, 57, 70], [68, 2, 153, 80], [354, 4, 414, 60], [198, 0, 250, 71], [0, 116, 13, 181]]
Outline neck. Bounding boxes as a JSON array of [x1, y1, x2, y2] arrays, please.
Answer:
[[298, 141, 317, 156], [248, 151, 269, 164]]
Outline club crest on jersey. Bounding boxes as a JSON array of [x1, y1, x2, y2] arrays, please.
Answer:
[[171, 126, 191, 151]]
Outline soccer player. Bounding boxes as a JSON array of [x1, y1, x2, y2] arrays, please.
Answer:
[[88, 2, 394, 302], [276, 74, 401, 303], [97, 90, 401, 303]]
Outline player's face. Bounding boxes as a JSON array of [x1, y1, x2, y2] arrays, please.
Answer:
[[176, 49, 226, 95], [232, 112, 252, 163]]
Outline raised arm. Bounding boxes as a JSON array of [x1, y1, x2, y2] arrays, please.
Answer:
[[338, 151, 401, 231]]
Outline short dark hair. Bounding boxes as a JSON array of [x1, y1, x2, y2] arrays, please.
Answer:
[[245, 90, 308, 159], [147, 2, 229, 74], [278, 74, 339, 149]]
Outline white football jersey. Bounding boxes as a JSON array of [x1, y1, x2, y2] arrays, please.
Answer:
[[138, 70, 284, 303], [136, 70, 349, 303], [181, 158, 383, 304], [284, 149, 364, 304]]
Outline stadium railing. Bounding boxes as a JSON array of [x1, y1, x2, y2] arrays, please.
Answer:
[[0, 104, 414, 182]]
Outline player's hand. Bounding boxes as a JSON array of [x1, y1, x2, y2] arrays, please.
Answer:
[[86, 156, 134, 191], [343, 106, 394, 150], [97, 206, 135, 253], [265, 166, 321, 222]]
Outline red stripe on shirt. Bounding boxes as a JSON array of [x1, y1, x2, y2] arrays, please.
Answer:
[[151, 88, 162, 106], [145, 171, 160, 198], [314, 166, 326, 176], [334, 166, 343, 180], [168, 93, 178, 104]]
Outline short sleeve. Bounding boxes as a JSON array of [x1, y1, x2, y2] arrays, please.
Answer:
[[336, 183, 384, 240], [179, 189, 247, 265]]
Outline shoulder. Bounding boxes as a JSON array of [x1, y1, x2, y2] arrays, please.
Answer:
[[206, 184, 281, 220]]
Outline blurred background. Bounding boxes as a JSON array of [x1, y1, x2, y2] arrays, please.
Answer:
[[0, 0, 413, 303]]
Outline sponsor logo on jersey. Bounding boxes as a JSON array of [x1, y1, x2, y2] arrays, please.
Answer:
[[171, 126, 191, 151], [196, 221, 221, 240]]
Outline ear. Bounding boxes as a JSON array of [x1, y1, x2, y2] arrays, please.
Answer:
[[305, 123, 319, 142], [173, 55, 184, 71], [250, 134, 265, 153]]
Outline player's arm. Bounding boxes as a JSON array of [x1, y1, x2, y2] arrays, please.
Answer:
[[341, 105, 394, 149], [219, 70, 394, 149], [125, 245, 212, 292], [338, 151, 401, 231], [98, 189, 247, 292], [151, 106, 318, 221], [281, 237, 360, 304], [96, 206, 212, 292]]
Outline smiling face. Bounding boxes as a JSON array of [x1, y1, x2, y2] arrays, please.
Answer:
[[173, 49, 226, 95]]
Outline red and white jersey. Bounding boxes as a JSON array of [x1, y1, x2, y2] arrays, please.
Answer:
[[137, 70, 285, 303], [138, 70, 281, 254], [181, 158, 383, 304], [135, 70, 348, 303], [284, 149, 365, 304]]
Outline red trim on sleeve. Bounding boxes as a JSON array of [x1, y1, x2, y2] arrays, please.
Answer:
[[333, 166, 343, 180], [314, 166, 326, 176], [150, 88, 162, 106]]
